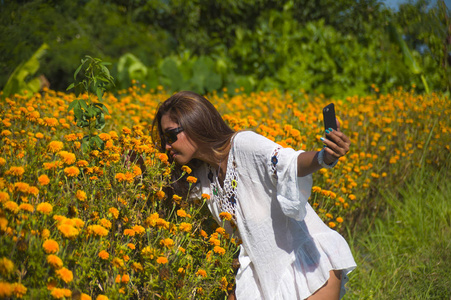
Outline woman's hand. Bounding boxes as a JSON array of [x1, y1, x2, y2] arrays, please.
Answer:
[[321, 120, 351, 164]]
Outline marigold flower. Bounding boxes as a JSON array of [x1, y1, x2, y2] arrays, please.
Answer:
[[179, 222, 192, 232], [201, 193, 210, 200], [11, 282, 27, 298], [112, 257, 124, 268], [108, 207, 119, 219], [41, 229, 50, 239], [14, 182, 30, 193], [98, 133, 111, 141], [219, 212, 232, 221], [336, 217, 344, 223], [172, 194, 182, 203], [64, 166, 80, 177], [76, 190, 87, 201], [181, 165, 192, 174], [196, 269, 207, 278], [58, 224, 79, 238], [160, 238, 174, 248], [0, 257, 14, 275], [87, 225, 109, 237], [156, 190, 165, 200], [96, 295, 109, 300], [328, 222, 337, 228], [186, 176, 197, 183], [157, 153, 168, 163], [27, 186, 39, 196], [3, 201, 19, 214], [43, 239, 59, 254], [132, 225, 145, 234], [51, 288, 72, 299], [99, 218, 111, 229], [0, 281, 13, 297], [47, 255, 63, 268], [37, 202, 53, 215], [124, 229, 135, 236], [58, 151, 76, 165], [0, 157, 6, 166], [213, 246, 226, 255], [127, 243, 135, 250], [122, 126, 132, 135], [48, 141, 64, 153], [98, 250, 109, 260], [19, 203, 34, 213], [7, 166, 25, 176], [121, 274, 130, 283], [0, 192, 10, 203], [156, 256, 168, 264], [81, 293, 92, 300]]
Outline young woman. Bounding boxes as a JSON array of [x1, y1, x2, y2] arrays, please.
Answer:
[[153, 91, 356, 300]]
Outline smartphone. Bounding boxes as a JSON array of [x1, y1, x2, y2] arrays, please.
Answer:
[[323, 103, 337, 131]]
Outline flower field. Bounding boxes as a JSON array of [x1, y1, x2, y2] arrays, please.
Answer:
[[0, 85, 450, 299]]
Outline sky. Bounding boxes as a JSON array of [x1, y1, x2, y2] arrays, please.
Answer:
[[382, 0, 451, 10]]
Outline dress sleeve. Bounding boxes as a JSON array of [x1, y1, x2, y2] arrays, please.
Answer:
[[270, 144, 313, 221]]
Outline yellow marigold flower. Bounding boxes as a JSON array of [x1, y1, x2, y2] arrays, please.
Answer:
[[1, 130, 12, 136], [178, 246, 186, 254], [44, 117, 59, 127], [219, 212, 232, 221], [127, 243, 135, 250], [124, 229, 135, 237], [76, 190, 87, 201], [96, 295, 109, 300], [81, 293, 92, 300], [172, 194, 182, 203], [213, 246, 226, 255], [19, 203, 34, 213], [209, 237, 220, 246], [36, 202, 53, 215], [99, 218, 111, 229], [48, 141, 64, 153], [27, 186, 39, 196], [58, 224, 79, 238], [196, 269, 207, 278], [0, 257, 14, 275], [156, 257, 168, 264], [64, 133, 77, 141], [132, 262, 143, 272], [179, 222, 192, 232], [43, 239, 59, 254], [87, 225, 109, 237], [64, 166, 80, 177], [0, 281, 13, 297], [312, 186, 322, 193], [14, 182, 30, 193], [132, 225, 145, 234], [3, 201, 19, 214], [98, 250, 109, 260], [47, 255, 63, 268], [186, 176, 197, 183], [0, 218, 7, 232], [7, 166, 25, 176], [178, 267, 185, 274], [0, 192, 10, 203], [160, 238, 174, 248], [156, 190, 165, 200], [0, 157, 6, 166], [201, 193, 210, 200], [108, 207, 119, 219], [11, 282, 27, 298], [181, 165, 192, 174], [336, 217, 344, 223], [133, 165, 142, 177]]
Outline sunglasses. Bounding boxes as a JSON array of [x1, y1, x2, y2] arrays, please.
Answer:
[[164, 127, 184, 144]]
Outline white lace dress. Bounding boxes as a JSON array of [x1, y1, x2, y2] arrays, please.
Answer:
[[194, 131, 356, 300]]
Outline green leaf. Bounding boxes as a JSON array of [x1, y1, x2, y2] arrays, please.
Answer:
[[68, 100, 78, 112], [79, 100, 88, 111]]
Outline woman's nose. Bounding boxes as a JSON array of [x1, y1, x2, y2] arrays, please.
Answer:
[[165, 143, 171, 151]]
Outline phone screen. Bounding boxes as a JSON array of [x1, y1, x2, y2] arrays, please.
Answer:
[[323, 103, 337, 131]]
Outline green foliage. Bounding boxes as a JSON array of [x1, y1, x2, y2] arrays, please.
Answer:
[[67, 56, 114, 153], [1, 43, 48, 98]]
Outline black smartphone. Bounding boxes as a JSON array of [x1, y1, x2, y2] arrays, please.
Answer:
[[323, 103, 337, 131]]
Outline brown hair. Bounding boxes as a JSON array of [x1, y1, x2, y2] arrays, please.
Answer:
[[152, 91, 235, 196]]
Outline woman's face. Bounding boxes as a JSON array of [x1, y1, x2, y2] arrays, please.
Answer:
[[160, 113, 199, 165]]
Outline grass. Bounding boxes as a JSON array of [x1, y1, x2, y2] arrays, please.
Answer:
[[344, 165, 451, 299]]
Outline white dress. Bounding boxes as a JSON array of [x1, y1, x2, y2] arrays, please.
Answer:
[[194, 131, 356, 300]]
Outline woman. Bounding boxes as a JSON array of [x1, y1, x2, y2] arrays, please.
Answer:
[[153, 91, 356, 300]]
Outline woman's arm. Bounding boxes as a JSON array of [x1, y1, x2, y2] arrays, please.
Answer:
[[297, 124, 351, 177]]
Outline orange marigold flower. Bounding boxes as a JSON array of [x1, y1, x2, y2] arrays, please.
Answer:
[[58, 151, 76, 165], [0, 192, 10, 203], [37, 202, 53, 215], [201, 193, 210, 200], [41, 229, 50, 240], [179, 222, 192, 232], [336, 217, 344, 223], [58, 224, 79, 238], [51, 288, 72, 299], [47, 255, 63, 268], [76, 160, 89, 168], [172, 194, 182, 203], [124, 229, 135, 237], [11, 282, 27, 298], [3, 201, 19, 214], [186, 176, 197, 183], [76, 190, 87, 201], [0, 281, 13, 297], [48, 141, 64, 153], [99, 218, 111, 229], [156, 257, 168, 264], [219, 212, 232, 221], [157, 153, 168, 163], [14, 182, 30, 193], [160, 238, 174, 248], [127, 243, 135, 250], [121, 274, 130, 283], [108, 207, 119, 219], [43, 239, 59, 254], [156, 190, 165, 200], [181, 165, 192, 174], [213, 246, 226, 255], [81, 293, 92, 300], [56, 267, 73, 283], [27, 186, 39, 196], [19, 203, 34, 213], [328, 222, 337, 228], [98, 133, 111, 141], [7, 166, 25, 176], [196, 269, 207, 278], [348, 194, 356, 200], [64, 166, 80, 177], [87, 225, 109, 237], [98, 250, 109, 260], [96, 295, 108, 300], [122, 126, 132, 135], [0, 257, 14, 275], [132, 225, 145, 234], [312, 186, 322, 193]]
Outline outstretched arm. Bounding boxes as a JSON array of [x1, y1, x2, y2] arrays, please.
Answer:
[[297, 120, 351, 177]]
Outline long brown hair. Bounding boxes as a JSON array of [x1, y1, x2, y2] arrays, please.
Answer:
[[152, 91, 235, 197]]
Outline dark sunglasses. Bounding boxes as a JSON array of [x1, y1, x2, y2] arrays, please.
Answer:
[[164, 127, 184, 144]]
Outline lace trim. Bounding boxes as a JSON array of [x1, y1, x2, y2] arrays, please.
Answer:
[[208, 159, 238, 223], [271, 146, 282, 179]]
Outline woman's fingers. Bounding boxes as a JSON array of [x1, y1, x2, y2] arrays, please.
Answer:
[[322, 129, 351, 157]]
